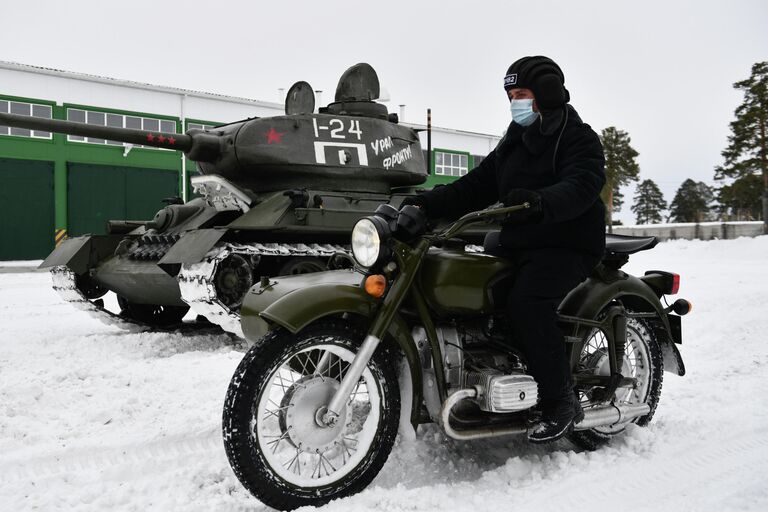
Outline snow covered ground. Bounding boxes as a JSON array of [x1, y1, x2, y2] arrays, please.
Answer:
[[1, 237, 767, 511]]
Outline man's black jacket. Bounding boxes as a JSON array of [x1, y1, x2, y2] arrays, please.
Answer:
[[418, 105, 607, 257]]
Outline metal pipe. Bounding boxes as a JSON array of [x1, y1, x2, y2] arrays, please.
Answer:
[[427, 108, 432, 175], [325, 334, 381, 420], [439, 388, 527, 440], [314, 350, 333, 376], [180, 94, 188, 202], [574, 403, 651, 430]]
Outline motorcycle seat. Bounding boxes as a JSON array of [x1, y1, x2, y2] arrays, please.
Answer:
[[604, 234, 658, 254]]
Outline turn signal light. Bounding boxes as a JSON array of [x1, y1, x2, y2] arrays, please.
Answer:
[[364, 274, 387, 298], [672, 298, 692, 315]]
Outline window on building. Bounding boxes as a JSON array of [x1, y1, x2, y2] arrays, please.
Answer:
[[434, 150, 469, 177], [187, 122, 218, 131], [0, 99, 52, 139], [66, 108, 177, 150]]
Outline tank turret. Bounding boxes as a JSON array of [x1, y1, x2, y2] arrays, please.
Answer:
[[0, 64, 426, 194]]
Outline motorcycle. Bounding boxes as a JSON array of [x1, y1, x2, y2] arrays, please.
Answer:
[[222, 203, 691, 510]]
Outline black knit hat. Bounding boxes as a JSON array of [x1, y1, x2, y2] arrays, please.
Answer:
[[503, 56, 570, 110]]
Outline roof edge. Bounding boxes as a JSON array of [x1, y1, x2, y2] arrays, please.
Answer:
[[0, 60, 283, 110]]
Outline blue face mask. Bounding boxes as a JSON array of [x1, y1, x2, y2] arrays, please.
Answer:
[[510, 99, 539, 126]]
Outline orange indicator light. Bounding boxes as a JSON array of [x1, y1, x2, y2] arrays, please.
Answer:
[[364, 275, 387, 298]]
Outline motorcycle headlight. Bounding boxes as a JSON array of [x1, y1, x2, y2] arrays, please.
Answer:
[[351, 217, 389, 268]]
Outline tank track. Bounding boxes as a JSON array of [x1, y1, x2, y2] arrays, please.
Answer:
[[50, 266, 150, 333], [177, 242, 348, 338], [52, 241, 480, 338]]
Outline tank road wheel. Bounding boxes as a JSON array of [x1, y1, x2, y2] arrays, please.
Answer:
[[116, 296, 189, 327], [74, 273, 108, 300], [222, 319, 400, 510], [278, 257, 326, 276], [568, 316, 664, 451], [214, 253, 254, 309]]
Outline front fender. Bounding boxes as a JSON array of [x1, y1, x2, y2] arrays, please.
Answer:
[[241, 269, 424, 428], [39, 234, 123, 274], [241, 269, 370, 340], [560, 271, 685, 376]]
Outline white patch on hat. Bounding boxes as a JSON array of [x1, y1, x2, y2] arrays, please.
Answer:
[[504, 74, 518, 87]]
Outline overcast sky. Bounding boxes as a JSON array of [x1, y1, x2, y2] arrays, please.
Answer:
[[2, 0, 766, 223]]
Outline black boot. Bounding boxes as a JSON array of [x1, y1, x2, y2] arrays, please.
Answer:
[[527, 392, 584, 444]]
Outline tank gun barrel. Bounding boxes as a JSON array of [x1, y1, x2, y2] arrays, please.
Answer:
[[0, 112, 221, 161]]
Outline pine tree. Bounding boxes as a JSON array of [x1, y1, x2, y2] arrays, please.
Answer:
[[631, 179, 667, 224], [714, 61, 767, 230], [599, 126, 640, 232], [717, 173, 763, 220], [669, 179, 714, 223]]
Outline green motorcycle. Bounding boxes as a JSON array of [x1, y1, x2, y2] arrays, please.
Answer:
[[222, 203, 691, 510]]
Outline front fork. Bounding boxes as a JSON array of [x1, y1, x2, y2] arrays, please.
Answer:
[[322, 239, 430, 426]]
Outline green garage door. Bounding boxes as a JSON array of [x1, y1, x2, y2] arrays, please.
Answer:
[[68, 163, 178, 236], [0, 158, 55, 260]]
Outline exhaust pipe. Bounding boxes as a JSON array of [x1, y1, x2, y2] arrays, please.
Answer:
[[574, 402, 650, 430], [440, 388, 527, 440], [440, 388, 651, 440]]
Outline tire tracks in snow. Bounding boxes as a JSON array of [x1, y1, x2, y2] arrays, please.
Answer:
[[509, 425, 768, 512], [0, 429, 224, 483]]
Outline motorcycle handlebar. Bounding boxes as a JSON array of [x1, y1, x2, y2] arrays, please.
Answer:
[[435, 203, 531, 241]]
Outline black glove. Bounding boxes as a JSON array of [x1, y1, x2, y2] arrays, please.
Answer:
[[501, 188, 544, 225], [400, 195, 427, 211], [396, 204, 428, 240]]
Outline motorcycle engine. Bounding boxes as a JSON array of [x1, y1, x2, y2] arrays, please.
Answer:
[[414, 322, 539, 417], [464, 369, 539, 413]]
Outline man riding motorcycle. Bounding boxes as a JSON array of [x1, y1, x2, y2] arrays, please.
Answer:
[[403, 55, 606, 443]]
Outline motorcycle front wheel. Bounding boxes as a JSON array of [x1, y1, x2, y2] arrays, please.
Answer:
[[568, 316, 664, 451], [222, 319, 400, 510]]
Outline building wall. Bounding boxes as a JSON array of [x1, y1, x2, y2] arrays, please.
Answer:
[[612, 222, 764, 241]]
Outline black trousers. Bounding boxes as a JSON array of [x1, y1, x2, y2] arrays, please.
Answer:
[[504, 249, 600, 402]]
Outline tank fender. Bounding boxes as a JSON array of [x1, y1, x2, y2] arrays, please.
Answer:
[[39, 234, 123, 274], [559, 272, 684, 375], [241, 272, 423, 428], [39, 236, 92, 273], [158, 228, 227, 268]]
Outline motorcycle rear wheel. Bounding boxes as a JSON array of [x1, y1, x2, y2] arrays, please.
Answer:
[[222, 319, 400, 510], [568, 316, 663, 451]]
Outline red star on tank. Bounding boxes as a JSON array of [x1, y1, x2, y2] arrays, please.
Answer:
[[266, 128, 285, 144]]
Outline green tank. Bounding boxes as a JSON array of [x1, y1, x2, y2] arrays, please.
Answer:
[[0, 64, 428, 336]]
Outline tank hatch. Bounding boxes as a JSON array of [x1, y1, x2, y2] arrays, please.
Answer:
[[321, 63, 388, 120], [285, 81, 316, 115]]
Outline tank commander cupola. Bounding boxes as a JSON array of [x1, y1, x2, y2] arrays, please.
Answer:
[[320, 63, 392, 121]]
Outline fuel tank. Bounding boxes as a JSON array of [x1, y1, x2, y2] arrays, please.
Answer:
[[419, 248, 515, 315]]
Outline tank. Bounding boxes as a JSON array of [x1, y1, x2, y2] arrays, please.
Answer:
[[0, 63, 428, 336]]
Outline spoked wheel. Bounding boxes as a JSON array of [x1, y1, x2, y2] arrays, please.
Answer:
[[568, 316, 663, 450], [117, 296, 189, 326], [223, 319, 400, 510]]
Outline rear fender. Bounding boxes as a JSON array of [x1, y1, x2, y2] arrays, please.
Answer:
[[241, 270, 424, 428], [560, 271, 685, 376]]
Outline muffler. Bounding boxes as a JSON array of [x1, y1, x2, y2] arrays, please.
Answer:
[[574, 402, 651, 430]]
